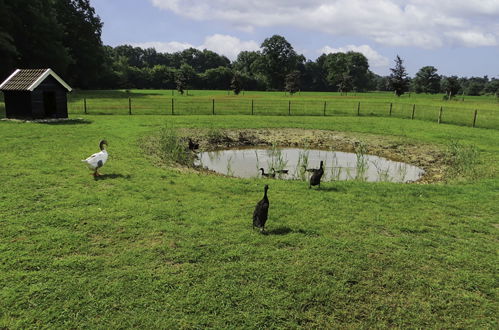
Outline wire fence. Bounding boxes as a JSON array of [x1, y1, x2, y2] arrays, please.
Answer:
[[64, 97, 499, 129], [0, 96, 497, 129]]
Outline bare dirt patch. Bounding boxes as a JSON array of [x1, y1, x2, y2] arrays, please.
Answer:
[[182, 128, 448, 183]]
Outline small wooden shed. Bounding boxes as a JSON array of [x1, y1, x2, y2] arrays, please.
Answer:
[[0, 69, 72, 119]]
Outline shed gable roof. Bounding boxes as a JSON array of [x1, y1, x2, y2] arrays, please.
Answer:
[[0, 69, 72, 92]]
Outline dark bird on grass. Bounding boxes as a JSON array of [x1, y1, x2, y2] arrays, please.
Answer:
[[82, 140, 108, 177], [188, 138, 199, 150], [259, 168, 276, 178], [309, 160, 324, 189], [253, 184, 270, 233], [272, 168, 289, 174]]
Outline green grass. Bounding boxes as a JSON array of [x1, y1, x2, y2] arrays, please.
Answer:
[[61, 90, 499, 129], [0, 115, 498, 328]]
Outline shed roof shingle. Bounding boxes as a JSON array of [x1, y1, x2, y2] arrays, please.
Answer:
[[0, 69, 72, 92]]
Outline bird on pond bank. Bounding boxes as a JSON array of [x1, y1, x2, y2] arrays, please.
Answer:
[[259, 168, 276, 178], [253, 184, 269, 233], [82, 140, 108, 177], [188, 138, 199, 151], [309, 160, 324, 189], [272, 168, 289, 174]]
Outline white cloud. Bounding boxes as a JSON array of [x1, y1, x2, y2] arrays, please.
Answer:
[[320, 44, 390, 68], [150, 0, 499, 48], [201, 34, 260, 60], [132, 34, 259, 60], [132, 41, 195, 53]]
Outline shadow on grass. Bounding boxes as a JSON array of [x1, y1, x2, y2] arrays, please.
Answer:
[[310, 186, 341, 192], [94, 173, 131, 181], [68, 90, 168, 101], [40, 118, 93, 125], [264, 226, 318, 236]]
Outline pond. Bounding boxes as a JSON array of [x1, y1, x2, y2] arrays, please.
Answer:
[[195, 147, 425, 183]]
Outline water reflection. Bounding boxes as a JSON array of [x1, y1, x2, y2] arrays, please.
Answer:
[[195, 147, 424, 183]]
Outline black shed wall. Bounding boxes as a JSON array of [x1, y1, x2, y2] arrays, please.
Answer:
[[4, 91, 32, 118], [31, 76, 68, 118]]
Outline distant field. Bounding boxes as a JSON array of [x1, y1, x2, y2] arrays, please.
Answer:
[[1, 90, 498, 128], [62, 90, 499, 129]]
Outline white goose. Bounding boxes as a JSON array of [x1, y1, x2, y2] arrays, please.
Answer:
[[82, 140, 108, 176]]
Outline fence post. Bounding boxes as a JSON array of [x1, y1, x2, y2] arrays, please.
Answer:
[[171, 98, 174, 115], [212, 99, 215, 115], [389, 103, 392, 116], [472, 109, 478, 127], [84, 98, 87, 114], [411, 104, 415, 119], [438, 106, 442, 124], [323, 101, 327, 116], [129, 98, 132, 115], [288, 100, 291, 115], [251, 99, 254, 115], [357, 102, 360, 116]]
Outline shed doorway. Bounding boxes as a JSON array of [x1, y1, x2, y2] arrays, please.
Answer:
[[43, 91, 57, 117]]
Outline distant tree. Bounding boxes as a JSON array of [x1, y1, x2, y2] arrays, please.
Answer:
[[484, 78, 499, 95], [178, 48, 230, 73], [0, 0, 70, 79], [260, 35, 303, 90], [233, 51, 264, 75], [175, 64, 196, 94], [337, 72, 353, 94], [202, 66, 232, 90], [284, 70, 301, 95], [54, 0, 105, 88], [413, 66, 441, 94], [389, 55, 410, 96], [440, 76, 461, 98], [151, 65, 175, 89], [300, 60, 327, 91], [319, 51, 370, 92], [231, 73, 242, 95]]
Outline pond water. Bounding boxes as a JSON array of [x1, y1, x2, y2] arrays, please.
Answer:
[[195, 147, 425, 183]]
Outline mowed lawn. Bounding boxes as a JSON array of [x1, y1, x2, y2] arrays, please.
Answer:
[[0, 114, 498, 328]]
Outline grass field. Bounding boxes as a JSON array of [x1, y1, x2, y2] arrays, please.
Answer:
[[56, 90, 499, 129], [0, 112, 498, 327]]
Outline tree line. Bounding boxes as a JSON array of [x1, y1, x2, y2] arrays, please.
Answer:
[[1, 0, 498, 96]]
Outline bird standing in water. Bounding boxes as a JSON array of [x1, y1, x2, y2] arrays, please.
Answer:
[[82, 140, 108, 177], [259, 168, 275, 178], [253, 184, 270, 233]]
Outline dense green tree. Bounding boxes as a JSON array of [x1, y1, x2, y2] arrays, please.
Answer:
[[300, 61, 326, 91], [441, 76, 461, 98], [175, 64, 196, 94], [484, 78, 499, 95], [284, 70, 301, 95], [231, 73, 242, 95], [318, 51, 370, 92], [413, 66, 441, 94], [54, 0, 104, 88], [260, 35, 302, 90], [233, 51, 264, 75], [201, 66, 232, 90], [389, 55, 410, 96], [0, 0, 70, 79]]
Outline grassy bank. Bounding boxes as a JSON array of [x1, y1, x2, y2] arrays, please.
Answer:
[[0, 115, 498, 328]]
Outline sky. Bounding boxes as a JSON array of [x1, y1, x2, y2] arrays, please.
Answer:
[[92, 0, 499, 77]]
